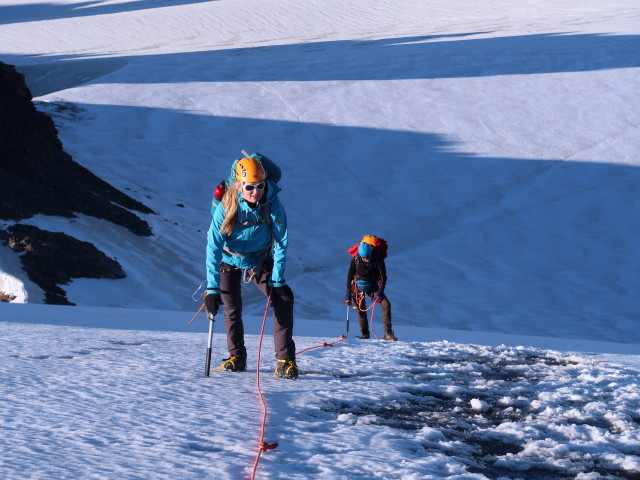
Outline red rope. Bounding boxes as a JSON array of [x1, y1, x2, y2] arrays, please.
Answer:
[[368, 302, 378, 339], [250, 292, 278, 480], [351, 277, 374, 314], [353, 288, 375, 313], [296, 335, 346, 356], [352, 283, 378, 339], [249, 294, 350, 478]]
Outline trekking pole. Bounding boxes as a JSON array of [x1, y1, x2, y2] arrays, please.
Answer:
[[345, 304, 350, 335], [204, 312, 214, 377]]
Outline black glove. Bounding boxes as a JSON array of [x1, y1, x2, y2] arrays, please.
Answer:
[[204, 292, 223, 319], [272, 285, 294, 304]]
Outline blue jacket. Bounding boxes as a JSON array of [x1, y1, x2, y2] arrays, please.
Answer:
[[206, 180, 288, 292]]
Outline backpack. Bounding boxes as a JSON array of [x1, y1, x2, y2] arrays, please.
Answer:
[[212, 151, 281, 210], [347, 235, 388, 261]]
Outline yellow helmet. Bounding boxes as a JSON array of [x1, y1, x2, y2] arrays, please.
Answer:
[[361, 235, 377, 246], [234, 157, 266, 183]]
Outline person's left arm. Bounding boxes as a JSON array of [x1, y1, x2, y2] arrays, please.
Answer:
[[376, 259, 388, 301], [268, 198, 288, 287]]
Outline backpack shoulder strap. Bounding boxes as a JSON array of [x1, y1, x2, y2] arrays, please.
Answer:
[[261, 203, 272, 227], [236, 202, 272, 227]]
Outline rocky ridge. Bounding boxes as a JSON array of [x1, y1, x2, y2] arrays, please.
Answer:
[[0, 61, 153, 305]]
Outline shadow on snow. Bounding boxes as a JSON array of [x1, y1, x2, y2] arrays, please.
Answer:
[[0, 0, 217, 25], [3, 32, 640, 96], [31, 97, 640, 343]]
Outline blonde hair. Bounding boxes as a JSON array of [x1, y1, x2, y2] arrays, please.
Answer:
[[220, 180, 240, 235]]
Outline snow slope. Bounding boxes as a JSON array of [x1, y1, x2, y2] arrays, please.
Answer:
[[1, 0, 639, 344], [1, 305, 640, 480], [1, 2, 640, 478]]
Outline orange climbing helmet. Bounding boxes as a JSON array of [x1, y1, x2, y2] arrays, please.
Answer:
[[234, 157, 267, 183]]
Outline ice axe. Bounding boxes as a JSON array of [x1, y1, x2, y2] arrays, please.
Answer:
[[346, 304, 350, 336], [204, 310, 215, 377], [186, 297, 214, 376]]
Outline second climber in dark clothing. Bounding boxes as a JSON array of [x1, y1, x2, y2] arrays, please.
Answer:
[[345, 241, 397, 340]]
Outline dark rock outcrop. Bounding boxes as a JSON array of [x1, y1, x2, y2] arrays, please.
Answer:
[[0, 61, 154, 236], [0, 61, 154, 304], [3, 224, 125, 305]]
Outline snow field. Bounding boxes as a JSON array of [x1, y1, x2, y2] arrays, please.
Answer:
[[2, 0, 640, 478], [1, 320, 638, 480]]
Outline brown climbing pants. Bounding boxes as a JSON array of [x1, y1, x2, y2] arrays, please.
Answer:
[[219, 262, 296, 360]]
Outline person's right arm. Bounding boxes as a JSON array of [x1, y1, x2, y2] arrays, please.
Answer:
[[205, 207, 227, 293]]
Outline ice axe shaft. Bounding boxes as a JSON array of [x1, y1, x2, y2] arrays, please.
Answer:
[[346, 304, 350, 335], [204, 314, 214, 377]]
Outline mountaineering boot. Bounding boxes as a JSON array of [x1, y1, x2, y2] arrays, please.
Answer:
[[382, 330, 398, 341], [274, 359, 299, 379], [358, 333, 370, 339], [220, 355, 247, 372]]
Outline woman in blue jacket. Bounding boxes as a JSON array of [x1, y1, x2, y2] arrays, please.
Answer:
[[204, 156, 297, 379]]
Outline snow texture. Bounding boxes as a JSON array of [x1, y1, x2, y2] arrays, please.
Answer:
[[1, 0, 640, 478], [1, 307, 640, 480]]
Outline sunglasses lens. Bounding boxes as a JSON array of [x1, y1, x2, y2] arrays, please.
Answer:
[[244, 182, 265, 191]]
